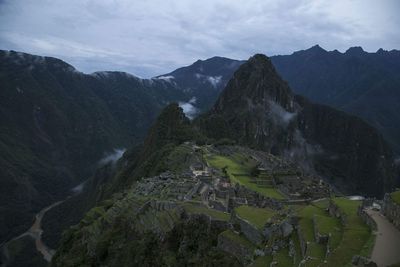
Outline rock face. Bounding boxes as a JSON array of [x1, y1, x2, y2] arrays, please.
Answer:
[[201, 54, 396, 197]]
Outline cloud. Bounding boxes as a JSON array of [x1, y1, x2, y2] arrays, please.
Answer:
[[268, 101, 296, 128], [98, 148, 126, 166], [179, 97, 199, 120], [0, 0, 398, 77]]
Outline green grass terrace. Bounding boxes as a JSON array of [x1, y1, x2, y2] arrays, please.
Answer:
[[181, 202, 230, 221], [235, 205, 276, 230], [220, 229, 255, 249], [322, 198, 373, 266], [206, 153, 285, 200], [391, 190, 400, 205]]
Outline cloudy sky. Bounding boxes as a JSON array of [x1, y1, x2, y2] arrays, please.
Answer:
[[0, 0, 399, 77]]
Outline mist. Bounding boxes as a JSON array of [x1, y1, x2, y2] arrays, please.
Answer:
[[268, 100, 296, 128], [98, 148, 126, 166], [179, 97, 199, 120]]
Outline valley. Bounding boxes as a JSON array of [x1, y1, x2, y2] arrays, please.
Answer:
[[0, 50, 399, 266], [0, 181, 86, 267], [1, 0, 399, 265]]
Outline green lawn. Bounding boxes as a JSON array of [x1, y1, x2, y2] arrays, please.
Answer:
[[206, 153, 285, 199], [182, 202, 230, 221], [323, 198, 372, 267], [251, 255, 273, 267], [314, 214, 343, 249], [306, 242, 327, 267], [235, 205, 276, 229], [298, 204, 327, 241], [391, 191, 400, 205], [274, 247, 293, 266]]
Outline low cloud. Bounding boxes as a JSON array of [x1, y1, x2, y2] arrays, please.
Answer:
[[71, 181, 85, 194], [268, 100, 297, 128], [98, 148, 126, 166], [179, 97, 198, 120]]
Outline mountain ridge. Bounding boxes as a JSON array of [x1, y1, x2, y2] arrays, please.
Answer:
[[199, 53, 395, 197]]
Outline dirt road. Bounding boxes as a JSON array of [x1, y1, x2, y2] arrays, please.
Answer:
[[366, 209, 400, 267]]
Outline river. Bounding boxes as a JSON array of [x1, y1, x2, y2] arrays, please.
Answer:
[[0, 182, 85, 266]]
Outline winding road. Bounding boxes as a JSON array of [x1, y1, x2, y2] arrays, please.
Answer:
[[1, 181, 85, 266], [366, 209, 400, 267]]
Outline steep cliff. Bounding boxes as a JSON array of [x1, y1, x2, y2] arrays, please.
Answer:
[[199, 54, 396, 197]]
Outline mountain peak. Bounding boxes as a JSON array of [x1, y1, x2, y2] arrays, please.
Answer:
[[140, 103, 192, 160], [214, 53, 293, 114], [345, 46, 365, 55], [306, 44, 327, 53], [247, 53, 272, 65]]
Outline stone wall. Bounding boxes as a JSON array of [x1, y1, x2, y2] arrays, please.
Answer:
[[382, 193, 400, 230], [232, 212, 264, 244], [185, 213, 230, 232], [209, 200, 227, 212], [233, 184, 283, 210], [357, 207, 377, 230], [312, 215, 329, 244], [297, 227, 307, 257], [328, 200, 347, 225]]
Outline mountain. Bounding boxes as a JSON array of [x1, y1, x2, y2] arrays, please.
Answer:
[[0, 50, 188, 244], [158, 46, 400, 156], [1, 48, 399, 265], [51, 54, 390, 267], [156, 56, 244, 111], [197, 54, 396, 197], [0, 50, 244, 249], [270, 45, 400, 154]]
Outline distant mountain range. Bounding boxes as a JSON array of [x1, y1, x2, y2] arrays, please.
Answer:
[[271, 45, 400, 155], [156, 45, 400, 155]]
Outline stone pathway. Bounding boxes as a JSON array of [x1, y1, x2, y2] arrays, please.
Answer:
[[366, 209, 400, 267]]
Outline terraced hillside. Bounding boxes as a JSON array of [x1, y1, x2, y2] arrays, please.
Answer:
[[52, 144, 375, 266]]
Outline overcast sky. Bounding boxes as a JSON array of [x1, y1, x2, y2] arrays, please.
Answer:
[[0, 0, 399, 77]]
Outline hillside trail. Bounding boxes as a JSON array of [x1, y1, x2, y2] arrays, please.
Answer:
[[366, 209, 400, 267]]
